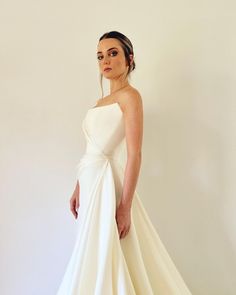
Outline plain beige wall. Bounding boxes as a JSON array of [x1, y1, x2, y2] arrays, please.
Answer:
[[1, 0, 235, 294]]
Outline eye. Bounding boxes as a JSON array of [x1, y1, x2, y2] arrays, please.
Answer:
[[109, 50, 118, 57], [97, 50, 118, 61]]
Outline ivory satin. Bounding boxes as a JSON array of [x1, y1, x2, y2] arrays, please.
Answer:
[[56, 102, 192, 295]]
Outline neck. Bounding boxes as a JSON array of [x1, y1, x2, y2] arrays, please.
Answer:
[[109, 78, 129, 94]]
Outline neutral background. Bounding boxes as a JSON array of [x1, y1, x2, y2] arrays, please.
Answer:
[[1, 0, 235, 294]]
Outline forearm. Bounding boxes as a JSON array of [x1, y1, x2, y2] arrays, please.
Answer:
[[120, 153, 142, 210]]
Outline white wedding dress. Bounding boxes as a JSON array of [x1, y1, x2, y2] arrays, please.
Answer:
[[56, 102, 192, 295]]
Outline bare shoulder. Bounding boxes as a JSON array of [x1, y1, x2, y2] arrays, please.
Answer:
[[117, 86, 143, 113]]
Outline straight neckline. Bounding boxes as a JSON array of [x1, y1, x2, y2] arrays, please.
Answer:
[[91, 101, 119, 110], [87, 102, 123, 115]]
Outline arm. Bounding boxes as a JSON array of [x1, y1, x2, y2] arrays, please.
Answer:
[[115, 90, 143, 239], [120, 91, 143, 209]]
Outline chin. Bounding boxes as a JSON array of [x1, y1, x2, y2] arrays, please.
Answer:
[[103, 73, 114, 79]]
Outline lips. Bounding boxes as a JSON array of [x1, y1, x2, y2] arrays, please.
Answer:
[[104, 67, 112, 71]]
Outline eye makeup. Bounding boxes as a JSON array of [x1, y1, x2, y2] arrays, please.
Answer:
[[97, 49, 118, 60]]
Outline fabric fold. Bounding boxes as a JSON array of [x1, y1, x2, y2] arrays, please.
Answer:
[[56, 104, 192, 295]]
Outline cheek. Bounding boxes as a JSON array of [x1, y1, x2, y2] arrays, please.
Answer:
[[114, 58, 126, 69]]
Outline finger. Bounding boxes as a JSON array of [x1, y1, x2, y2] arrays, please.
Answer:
[[121, 228, 130, 239], [70, 202, 75, 213], [120, 229, 126, 239], [118, 226, 123, 239], [70, 200, 78, 219], [120, 232, 126, 239], [71, 207, 77, 218], [118, 227, 122, 238]]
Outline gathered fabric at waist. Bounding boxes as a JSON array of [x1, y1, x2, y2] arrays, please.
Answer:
[[77, 152, 119, 163], [75, 152, 121, 176]]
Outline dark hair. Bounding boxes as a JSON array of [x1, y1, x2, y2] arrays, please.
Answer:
[[98, 31, 136, 97]]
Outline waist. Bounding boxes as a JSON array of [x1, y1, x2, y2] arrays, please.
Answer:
[[81, 152, 118, 161], [75, 152, 120, 169]]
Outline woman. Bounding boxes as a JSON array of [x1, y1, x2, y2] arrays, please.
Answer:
[[56, 31, 192, 295]]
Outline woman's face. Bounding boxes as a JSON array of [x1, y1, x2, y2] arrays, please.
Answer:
[[97, 38, 129, 79]]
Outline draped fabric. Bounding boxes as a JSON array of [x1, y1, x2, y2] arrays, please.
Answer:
[[56, 103, 192, 295]]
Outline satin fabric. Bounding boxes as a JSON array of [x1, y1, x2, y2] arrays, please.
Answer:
[[56, 102, 192, 295]]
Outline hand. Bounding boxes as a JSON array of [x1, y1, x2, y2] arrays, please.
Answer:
[[70, 190, 80, 219], [115, 203, 131, 239]]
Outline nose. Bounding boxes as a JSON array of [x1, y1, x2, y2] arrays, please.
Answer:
[[103, 54, 110, 64]]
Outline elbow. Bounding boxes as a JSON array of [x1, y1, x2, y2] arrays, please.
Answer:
[[128, 150, 142, 161], [137, 150, 142, 159]]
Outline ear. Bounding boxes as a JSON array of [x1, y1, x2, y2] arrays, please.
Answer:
[[129, 54, 134, 64]]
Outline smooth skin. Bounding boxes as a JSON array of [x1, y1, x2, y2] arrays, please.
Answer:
[[70, 38, 143, 240]]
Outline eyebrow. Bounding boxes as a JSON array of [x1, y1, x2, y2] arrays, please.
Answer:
[[97, 47, 118, 54]]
